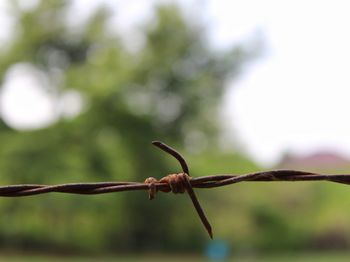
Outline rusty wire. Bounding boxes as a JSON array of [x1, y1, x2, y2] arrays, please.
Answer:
[[1, 141, 350, 239]]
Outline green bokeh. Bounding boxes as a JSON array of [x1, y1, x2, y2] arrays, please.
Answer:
[[0, 0, 348, 255]]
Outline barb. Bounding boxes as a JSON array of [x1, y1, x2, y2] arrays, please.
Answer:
[[1, 142, 350, 239], [152, 141, 189, 174], [150, 141, 212, 238]]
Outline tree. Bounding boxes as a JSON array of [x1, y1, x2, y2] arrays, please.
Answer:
[[0, 0, 258, 252]]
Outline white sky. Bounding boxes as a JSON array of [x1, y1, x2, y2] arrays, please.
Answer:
[[215, 0, 350, 165], [1, 0, 350, 165], [0, 63, 57, 129]]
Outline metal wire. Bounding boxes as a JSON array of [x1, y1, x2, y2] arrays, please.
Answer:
[[2, 170, 350, 197], [1, 141, 350, 239]]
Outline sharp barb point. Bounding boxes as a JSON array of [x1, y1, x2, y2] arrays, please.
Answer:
[[151, 140, 189, 175]]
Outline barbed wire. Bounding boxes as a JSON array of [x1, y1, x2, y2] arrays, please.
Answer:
[[1, 141, 350, 238]]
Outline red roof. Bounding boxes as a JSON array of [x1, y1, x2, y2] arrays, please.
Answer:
[[278, 151, 350, 171]]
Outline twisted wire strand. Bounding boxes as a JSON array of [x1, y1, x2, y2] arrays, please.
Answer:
[[1, 170, 349, 197], [2, 141, 350, 239]]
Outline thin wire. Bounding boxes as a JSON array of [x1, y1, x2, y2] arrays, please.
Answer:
[[1, 142, 350, 239], [2, 170, 350, 197]]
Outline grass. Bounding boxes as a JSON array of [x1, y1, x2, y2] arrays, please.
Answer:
[[0, 253, 349, 262]]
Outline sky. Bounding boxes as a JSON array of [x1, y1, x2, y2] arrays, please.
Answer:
[[1, 0, 350, 166], [215, 0, 350, 165]]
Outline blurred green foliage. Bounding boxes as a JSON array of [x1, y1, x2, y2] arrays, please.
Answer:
[[0, 0, 258, 253], [0, 0, 349, 255]]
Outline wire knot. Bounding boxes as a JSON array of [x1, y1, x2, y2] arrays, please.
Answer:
[[149, 141, 213, 238], [145, 172, 190, 200]]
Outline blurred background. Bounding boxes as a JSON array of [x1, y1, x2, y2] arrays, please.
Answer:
[[0, 0, 350, 261]]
